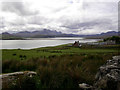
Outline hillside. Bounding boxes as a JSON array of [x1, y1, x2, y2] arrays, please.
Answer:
[[0, 32, 24, 40], [84, 31, 120, 39]]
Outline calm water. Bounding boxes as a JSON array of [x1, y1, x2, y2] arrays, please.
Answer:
[[1, 37, 100, 49]]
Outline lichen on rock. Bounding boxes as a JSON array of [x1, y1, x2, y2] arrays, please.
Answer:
[[79, 56, 120, 90], [1, 71, 37, 89]]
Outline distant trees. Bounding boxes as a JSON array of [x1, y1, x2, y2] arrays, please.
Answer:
[[104, 36, 120, 44]]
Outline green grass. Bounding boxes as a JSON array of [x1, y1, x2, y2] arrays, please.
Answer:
[[2, 44, 119, 61]]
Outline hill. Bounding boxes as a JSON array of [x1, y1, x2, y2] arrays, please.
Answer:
[[0, 32, 24, 40], [84, 31, 120, 39]]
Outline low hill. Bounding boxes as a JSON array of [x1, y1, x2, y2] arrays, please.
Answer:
[[0, 32, 24, 40], [84, 31, 120, 39]]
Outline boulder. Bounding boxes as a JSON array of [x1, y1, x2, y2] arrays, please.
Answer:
[[79, 56, 120, 90], [93, 56, 120, 90], [1, 71, 37, 89], [79, 83, 92, 90]]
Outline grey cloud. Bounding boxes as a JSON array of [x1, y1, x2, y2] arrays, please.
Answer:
[[83, 2, 118, 13], [1, 2, 38, 16], [9, 22, 26, 26], [62, 21, 99, 29], [52, 6, 68, 13], [118, 2, 120, 31], [6, 16, 27, 26], [0, 1, 118, 34], [27, 16, 50, 25], [0, 17, 5, 28], [61, 18, 117, 31]]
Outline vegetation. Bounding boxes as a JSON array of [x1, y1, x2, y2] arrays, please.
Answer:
[[0, 34, 24, 40], [2, 44, 120, 89], [103, 36, 120, 44]]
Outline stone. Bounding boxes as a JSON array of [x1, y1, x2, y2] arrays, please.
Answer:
[[79, 56, 120, 90], [93, 56, 120, 90], [79, 83, 92, 89], [1, 71, 37, 89]]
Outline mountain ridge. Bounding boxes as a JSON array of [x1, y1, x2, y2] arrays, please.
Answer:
[[1, 30, 120, 39]]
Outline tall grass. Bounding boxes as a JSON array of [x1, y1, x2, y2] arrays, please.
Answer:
[[2, 53, 119, 88], [2, 44, 120, 88]]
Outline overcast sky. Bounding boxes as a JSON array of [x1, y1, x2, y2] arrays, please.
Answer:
[[0, 0, 119, 35]]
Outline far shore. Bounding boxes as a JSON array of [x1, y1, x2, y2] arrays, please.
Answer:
[[0, 36, 104, 40]]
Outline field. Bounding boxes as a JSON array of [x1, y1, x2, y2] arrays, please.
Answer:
[[2, 44, 120, 88], [2, 44, 119, 61]]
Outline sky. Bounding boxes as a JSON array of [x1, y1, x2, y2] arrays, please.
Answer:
[[0, 0, 119, 35]]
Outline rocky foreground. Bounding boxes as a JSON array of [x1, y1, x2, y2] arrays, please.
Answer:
[[79, 56, 120, 90]]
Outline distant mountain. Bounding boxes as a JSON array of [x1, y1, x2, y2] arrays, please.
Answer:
[[11, 29, 80, 38], [84, 31, 120, 38], [1, 30, 120, 39], [13, 29, 64, 38], [96, 31, 119, 36], [1, 32, 24, 40], [2, 32, 10, 35]]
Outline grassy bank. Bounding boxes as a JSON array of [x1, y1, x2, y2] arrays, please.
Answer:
[[2, 44, 120, 88]]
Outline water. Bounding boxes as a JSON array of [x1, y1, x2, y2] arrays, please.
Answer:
[[1, 37, 100, 49]]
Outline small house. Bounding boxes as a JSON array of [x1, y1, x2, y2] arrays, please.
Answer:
[[72, 41, 81, 47]]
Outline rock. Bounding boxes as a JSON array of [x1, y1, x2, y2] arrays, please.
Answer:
[[1, 71, 37, 89], [0, 71, 36, 79], [93, 56, 120, 90], [79, 83, 92, 90], [79, 56, 120, 90], [113, 56, 120, 60]]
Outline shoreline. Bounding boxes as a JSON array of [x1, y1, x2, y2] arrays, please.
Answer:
[[1, 43, 72, 50], [1, 38, 101, 50]]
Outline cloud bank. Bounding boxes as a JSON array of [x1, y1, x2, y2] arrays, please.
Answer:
[[0, 0, 119, 35]]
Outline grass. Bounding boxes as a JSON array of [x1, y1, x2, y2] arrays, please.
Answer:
[[2, 44, 119, 61], [2, 44, 120, 88]]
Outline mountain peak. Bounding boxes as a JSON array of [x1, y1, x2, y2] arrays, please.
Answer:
[[12, 29, 63, 37], [2, 32, 10, 35]]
